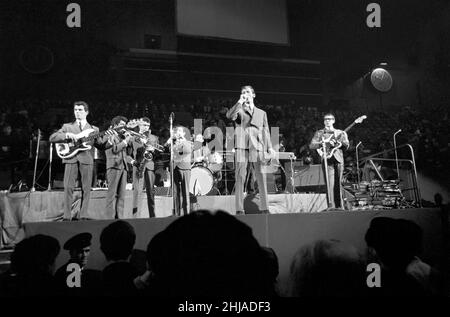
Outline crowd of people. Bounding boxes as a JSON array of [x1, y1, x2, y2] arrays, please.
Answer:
[[0, 209, 444, 297], [0, 97, 448, 192]]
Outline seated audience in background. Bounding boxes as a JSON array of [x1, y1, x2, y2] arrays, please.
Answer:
[[0, 234, 60, 296], [54, 232, 102, 295], [288, 239, 366, 296], [100, 220, 138, 295], [365, 217, 442, 295], [142, 210, 279, 296]]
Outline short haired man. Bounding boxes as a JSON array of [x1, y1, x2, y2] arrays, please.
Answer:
[[50, 101, 111, 220], [226, 86, 275, 214], [130, 117, 160, 218], [54, 232, 101, 294], [309, 113, 349, 209]]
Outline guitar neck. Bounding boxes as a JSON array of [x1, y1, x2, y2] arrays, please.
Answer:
[[83, 126, 123, 142], [344, 122, 357, 133]]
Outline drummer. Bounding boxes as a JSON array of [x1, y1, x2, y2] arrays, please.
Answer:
[[192, 134, 210, 166]]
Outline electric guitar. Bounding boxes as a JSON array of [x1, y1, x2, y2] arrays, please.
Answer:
[[55, 119, 142, 159], [317, 115, 367, 159]]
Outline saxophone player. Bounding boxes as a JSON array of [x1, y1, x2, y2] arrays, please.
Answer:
[[130, 117, 159, 218]]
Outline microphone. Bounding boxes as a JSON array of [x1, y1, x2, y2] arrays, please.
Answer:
[[394, 129, 402, 134], [356, 141, 362, 147], [169, 112, 175, 122]]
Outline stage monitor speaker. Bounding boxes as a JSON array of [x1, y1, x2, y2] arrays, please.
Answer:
[[286, 164, 326, 193], [144, 34, 161, 49]]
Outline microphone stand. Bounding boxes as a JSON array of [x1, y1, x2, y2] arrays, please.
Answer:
[[47, 142, 53, 190], [169, 114, 176, 216], [355, 141, 362, 185], [321, 137, 332, 209], [393, 129, 402, 180], [31, 129, 41, 192]]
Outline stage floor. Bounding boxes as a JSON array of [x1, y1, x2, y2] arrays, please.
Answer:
[[0, 190, 326, 246], [21, 208, 447, 296]]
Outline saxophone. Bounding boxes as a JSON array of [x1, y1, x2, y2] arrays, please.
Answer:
[[136, 138, 164, 178], [136, 146, 153, 178]]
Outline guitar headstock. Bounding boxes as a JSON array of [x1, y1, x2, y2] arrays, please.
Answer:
[[354, 115, 367, 124]]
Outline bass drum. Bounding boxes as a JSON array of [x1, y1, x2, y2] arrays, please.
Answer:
[[189, 166, 213, 196], [207, 152, 223, 172]]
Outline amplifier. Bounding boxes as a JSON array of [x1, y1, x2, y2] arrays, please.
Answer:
[[285, 164, 326, 192]]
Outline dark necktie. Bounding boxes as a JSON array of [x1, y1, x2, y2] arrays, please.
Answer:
[[79, 122, 82, 131]]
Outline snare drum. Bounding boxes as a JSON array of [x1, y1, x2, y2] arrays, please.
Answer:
[[207, 152, 223, 172], [190, 166, 214, 196]]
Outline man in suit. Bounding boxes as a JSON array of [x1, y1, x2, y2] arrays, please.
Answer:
[[105, 116, 133, 219], [54, 232, 101, 295], [49, 101, 110, 220], [226, 86, 275, 215], [130, 117, 159, 218], [171, 126, 192, 216], [309, 113, 349, 209]]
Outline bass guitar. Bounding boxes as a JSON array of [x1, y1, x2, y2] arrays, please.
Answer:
[[317, 115, 367, 159], [55, 119, 142, 159]]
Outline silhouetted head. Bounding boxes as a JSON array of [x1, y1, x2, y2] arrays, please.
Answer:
[[11, 234, 60, 276], [100, 220, 136, 262], [365, 217, 423, 271], [146, 210, 274, 296], [289, 239, 365, 296]]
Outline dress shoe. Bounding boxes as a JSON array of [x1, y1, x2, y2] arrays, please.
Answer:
[[62, 218, 71, 222], [80, 217, 91, 221], [260, 210, 270, 214], [235, 210, 245, 215]]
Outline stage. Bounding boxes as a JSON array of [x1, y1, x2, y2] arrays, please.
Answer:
[[20, 208, 447, 296], [0, 190, 326, 246]]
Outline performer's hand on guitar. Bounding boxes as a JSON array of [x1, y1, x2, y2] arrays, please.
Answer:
[[65, 132, 78, 142]]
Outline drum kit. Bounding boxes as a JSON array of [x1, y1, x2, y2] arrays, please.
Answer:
[[190, 151, 232, 196]]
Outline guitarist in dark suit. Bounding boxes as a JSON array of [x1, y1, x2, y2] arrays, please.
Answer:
[[226, 85, 275, 215], [105, 116, 133, 219], [309, 113, 349, 209], [49, 101, 111, 221], [130, 117, 159, 218]]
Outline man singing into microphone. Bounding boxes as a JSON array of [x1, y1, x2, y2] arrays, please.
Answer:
[[226, 85, 275, 215]]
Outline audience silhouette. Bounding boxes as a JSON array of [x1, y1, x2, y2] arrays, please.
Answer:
[[100, 220, 138, 296], [0, 234, 60, 296], [288, 239, 366, 296], [143, 210, 278, 296]]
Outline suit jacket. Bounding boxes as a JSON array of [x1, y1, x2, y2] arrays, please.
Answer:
[[105, 134, 133, 171], [173, 139, 192, 170], [49, 121, 108, 165], [130, 133, 159, 171], [309, 128, 349, 164], [226, 102, 273, 155]]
